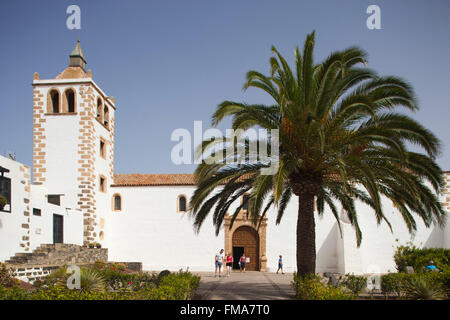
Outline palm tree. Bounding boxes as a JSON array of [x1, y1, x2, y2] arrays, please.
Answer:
[[189, 31, 446, 277]]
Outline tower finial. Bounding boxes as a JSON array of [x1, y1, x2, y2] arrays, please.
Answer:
[[69, 39, 86, 71]]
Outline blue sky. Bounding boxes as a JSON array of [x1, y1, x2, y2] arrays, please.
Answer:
[[0, 0, 449, 174]]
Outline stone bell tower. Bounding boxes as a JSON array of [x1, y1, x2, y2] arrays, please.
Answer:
[[32, 40, 116, 246]]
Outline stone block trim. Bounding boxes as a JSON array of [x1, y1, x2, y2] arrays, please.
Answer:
[[224, 211, 268, 272], [77, 85, 98, 245], [32, 87, 47, 184], [19, 165, 31, 252]]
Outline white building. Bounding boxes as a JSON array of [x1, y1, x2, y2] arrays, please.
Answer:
[[1, 41, 449, 274]]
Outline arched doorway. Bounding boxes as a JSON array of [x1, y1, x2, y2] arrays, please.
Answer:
[[232, 226, 259, 271]]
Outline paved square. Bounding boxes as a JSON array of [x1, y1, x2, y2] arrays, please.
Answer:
[[193, 271, 295, 300]]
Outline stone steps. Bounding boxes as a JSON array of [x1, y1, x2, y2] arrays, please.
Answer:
[[5, 244, 107, 267]]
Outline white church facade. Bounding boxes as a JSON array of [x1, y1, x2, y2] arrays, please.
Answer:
[[1, 42, 450, 274]]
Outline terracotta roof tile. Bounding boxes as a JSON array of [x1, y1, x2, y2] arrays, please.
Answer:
[[55, 66, 89, 79], [112, 174, 196, 186]]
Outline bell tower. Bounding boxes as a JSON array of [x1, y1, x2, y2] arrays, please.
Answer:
[[32, 40, 115, 246]]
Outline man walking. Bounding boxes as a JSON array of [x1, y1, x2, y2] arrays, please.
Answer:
[[276, 255, 284, 274]]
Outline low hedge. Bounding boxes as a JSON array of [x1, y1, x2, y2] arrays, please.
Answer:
[[0, 266, 200, 300], [394, 244, 450, 273], [381, 272, 450, 299], [293, 274, 355, 300], [341, 274, 367, 295]]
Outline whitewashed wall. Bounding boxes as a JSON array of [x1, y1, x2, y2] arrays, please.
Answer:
[[29, 184, 83, 252], [34, 84, 82, 210], [0, 155, 83, 262], [108, 186, 228, 271], [0, 157, 29, 261], [108, 183, 449, 274]]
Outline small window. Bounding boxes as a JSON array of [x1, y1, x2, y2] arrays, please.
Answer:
[[48, 195, 61, 206], [33, 208, 41, 216], [178, 195, 187, 212], [99, 176, 106, 193], [113, 194, 121, 211], [100, 139, 106, 159], [99, 231, 104, 240], [64, 89, 76, 113], [0, 174, 11, 212], [49, 90, 60, 113], [96, 98, 103, 122], [103, 106, 109, 128], [242, 194, 249, 211]]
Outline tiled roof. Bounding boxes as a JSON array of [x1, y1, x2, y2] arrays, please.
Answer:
[[55, 66, 89, 79], [111, 173, 256, 187], [112, 174, 196, 186]]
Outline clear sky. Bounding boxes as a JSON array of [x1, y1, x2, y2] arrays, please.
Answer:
[[0, 0, 449, 174]]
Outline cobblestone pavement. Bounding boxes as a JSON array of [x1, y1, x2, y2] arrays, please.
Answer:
[[193, 271, 295, 300]]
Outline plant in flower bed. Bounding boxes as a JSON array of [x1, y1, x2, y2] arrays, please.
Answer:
[[393, 243, 450, 273], [341, 274, 367, 295], [152, 269, 200, 300], [292, 273, 354, 300], [91, 261, 158, 291], [0, 262, 200, 300], [0, 263, 18, 288], [381, 272, 449, 300]]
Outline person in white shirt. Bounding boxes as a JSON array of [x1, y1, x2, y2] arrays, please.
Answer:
[[215, 249, 224, 277]]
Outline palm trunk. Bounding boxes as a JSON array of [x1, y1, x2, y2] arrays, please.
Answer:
[[296, 192, 316, 277]]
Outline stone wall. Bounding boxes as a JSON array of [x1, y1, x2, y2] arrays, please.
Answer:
[[6, 243, 108, 282], [7, 243, 107, 266]]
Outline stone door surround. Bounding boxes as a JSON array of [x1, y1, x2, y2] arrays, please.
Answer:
[[224, 211, 267, 272]]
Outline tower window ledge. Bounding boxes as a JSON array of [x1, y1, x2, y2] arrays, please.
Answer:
[[95, 118, 110, 131], [44, 112, 78, 116]]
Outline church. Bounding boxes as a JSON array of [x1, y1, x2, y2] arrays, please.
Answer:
[[1, 41, 449, 274]]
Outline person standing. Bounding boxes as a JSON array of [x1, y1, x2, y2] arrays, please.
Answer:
[[225, 252, 233, 277], [215, 249, 224, 277], [423, 260, 440, 273], [276, 255, 284, 274], [239, 253, 246, 272]]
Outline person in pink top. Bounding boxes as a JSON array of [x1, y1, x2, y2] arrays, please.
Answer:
[[225, 252, 233, 277], [239, 254, 246, 272]]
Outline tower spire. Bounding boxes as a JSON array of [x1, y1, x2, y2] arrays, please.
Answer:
[[69, 39, 87, 71]]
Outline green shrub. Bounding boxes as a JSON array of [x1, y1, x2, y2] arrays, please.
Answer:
[[157, 270, 200, 300], [130, 272, 158, 291], [293, 274, 354, 300], [381, 272, 450, 299], [0, 267, 200, 300], [80, 267, 105, 292], [381, 273, 405, 297], [0, 263, 18, 288], [33, 266, 68, 289], [92, 260, 107, 270], [157, 270, 171, 285], [402, 275, 447, 300], [393, 243, 450, 273], [341, 274, 367, 295], [0, 285, 30, 300]]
